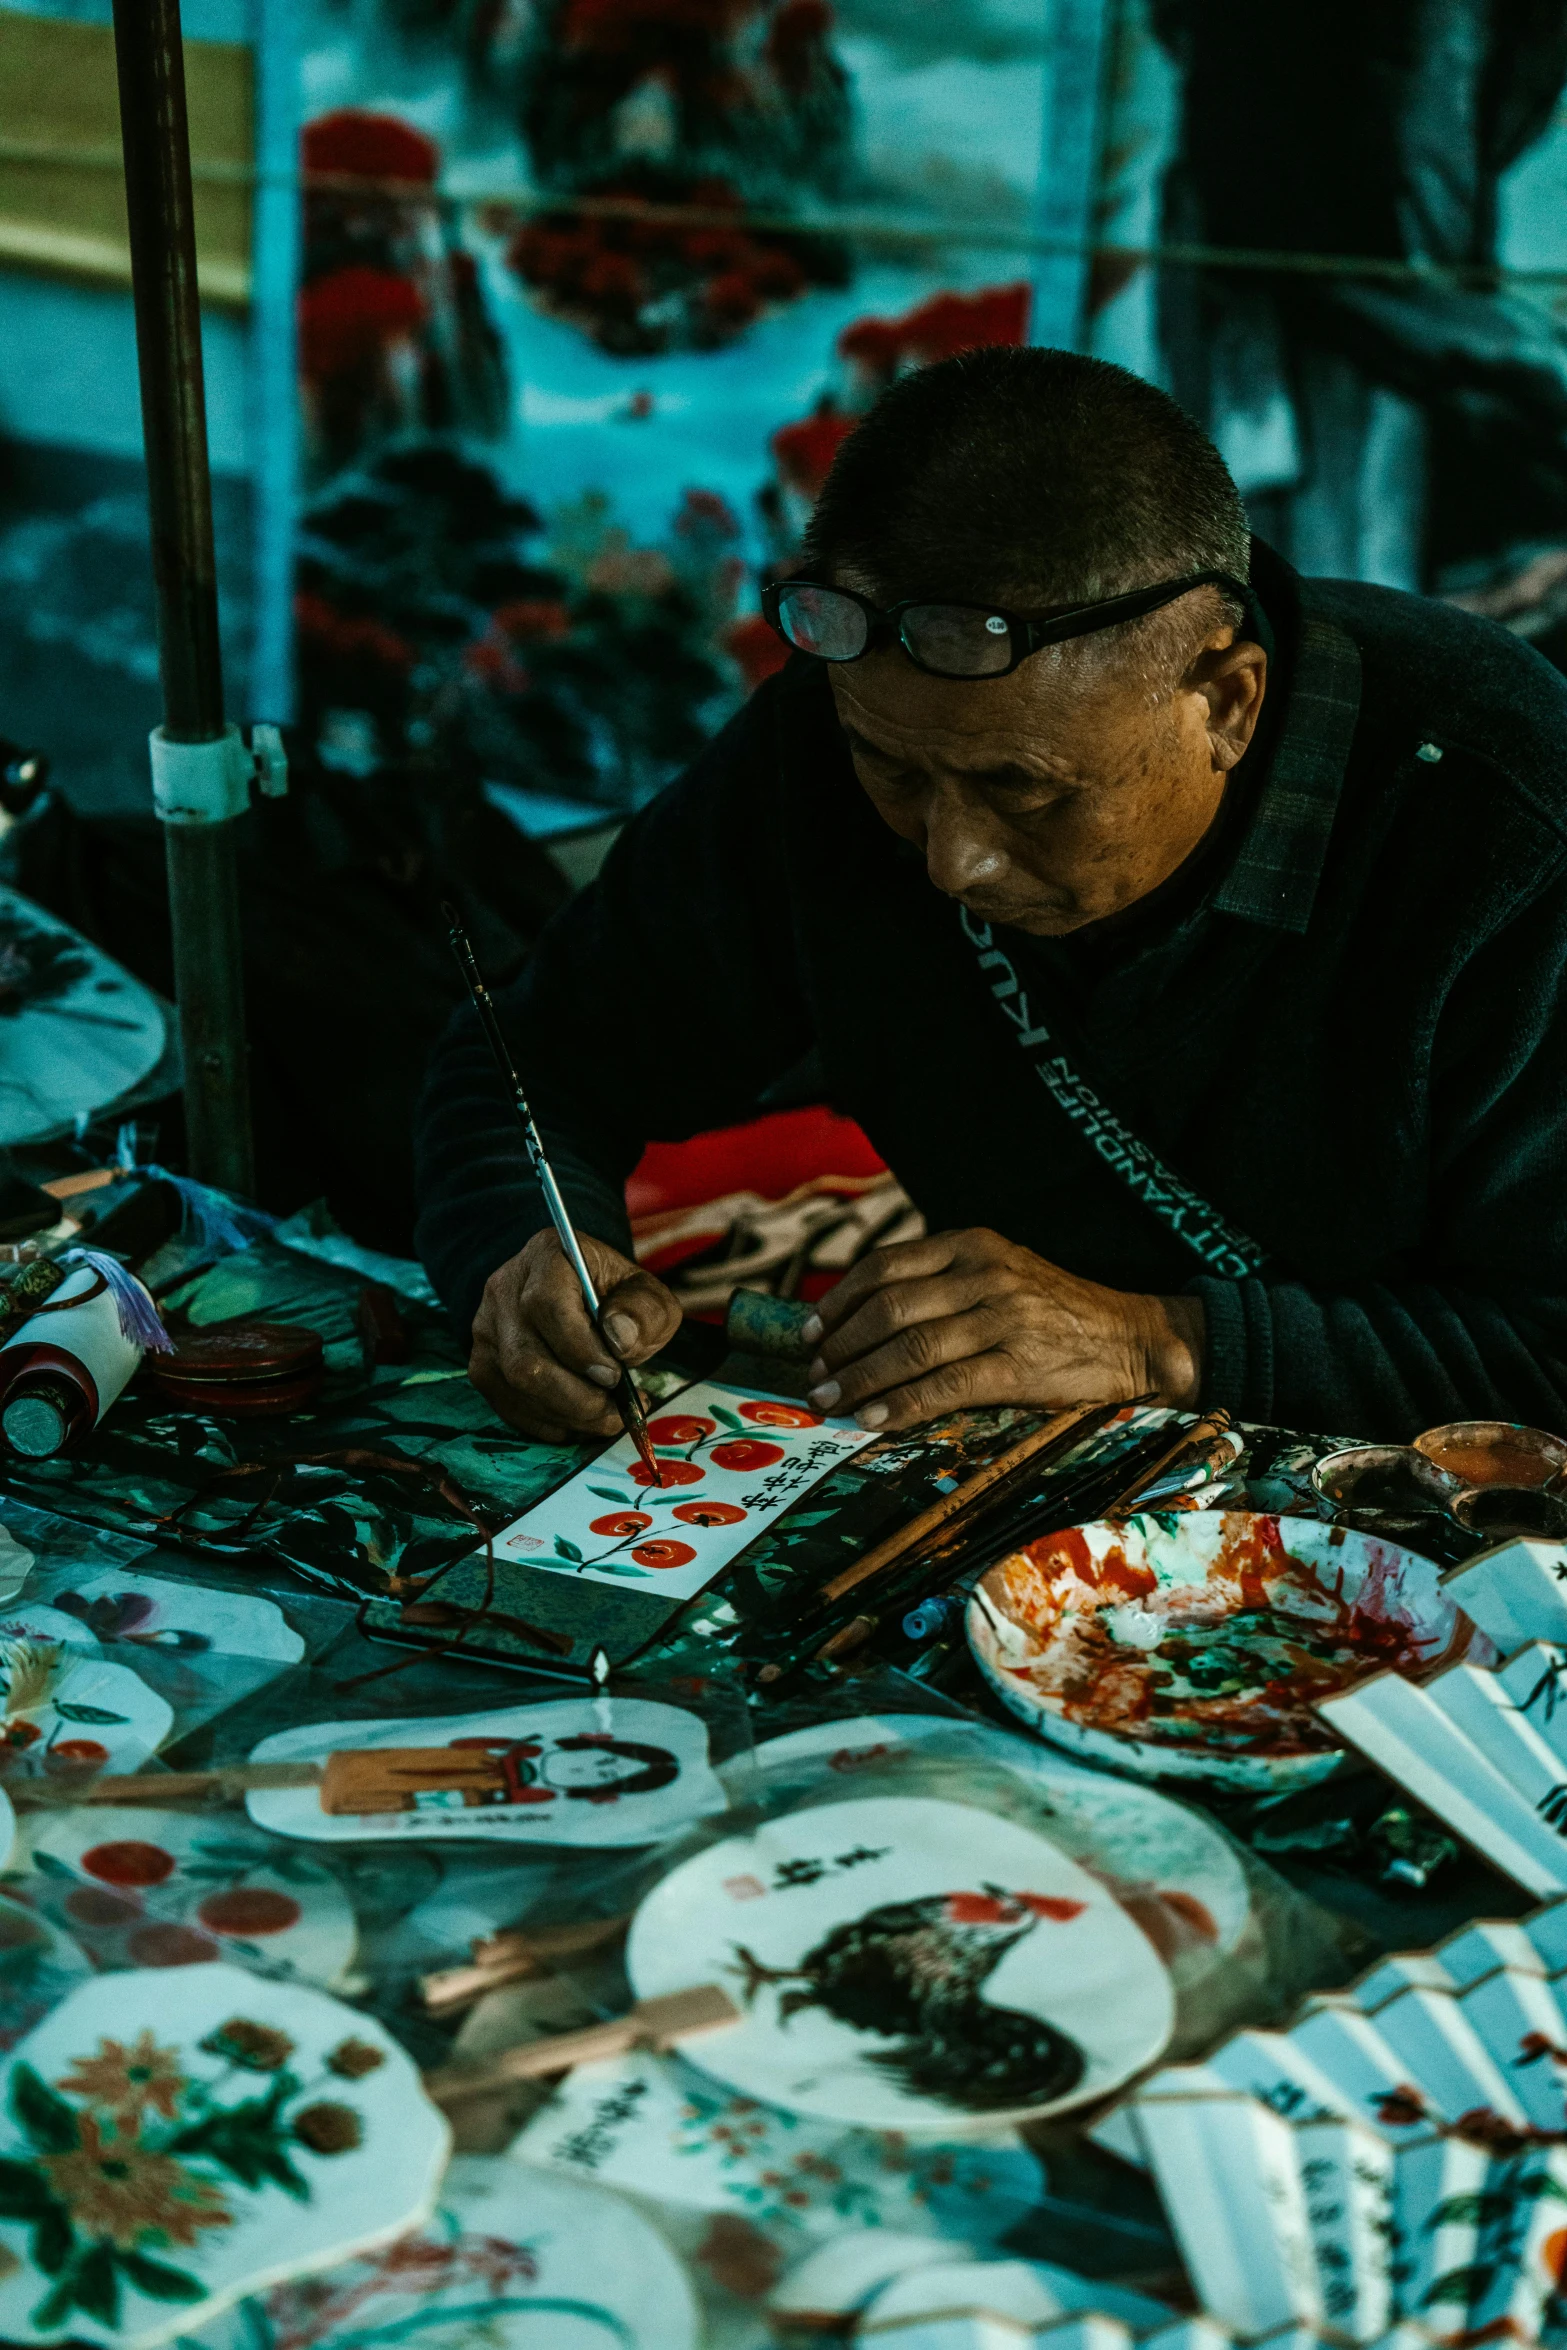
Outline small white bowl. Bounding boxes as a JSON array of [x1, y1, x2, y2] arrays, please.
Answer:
[[966, 1510, 1473, 1794]]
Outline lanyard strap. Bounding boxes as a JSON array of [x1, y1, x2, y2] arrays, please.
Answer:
[[959, 904, 1268, 1281]]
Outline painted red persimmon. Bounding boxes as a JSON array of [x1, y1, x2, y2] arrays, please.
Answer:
[[197, 1887, 303, 1938], [629, 1539, 698, 1569], [589, 1510, 654, 1537], [738, 1400, 822, 1428], [710, 1439, 785, 1472], [81, 1840, 176, 1888], [47, 1740, 109, 1768], [629, 1458, 704, 1489], [63, 1886, 139, 1928], [128, 1922, 220, 1967], [646, 1415, 717, 1446], [672, 1501, 748, 1527]]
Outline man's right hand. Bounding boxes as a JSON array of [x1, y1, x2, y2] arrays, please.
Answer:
[[469, 1229, 681, 1442]]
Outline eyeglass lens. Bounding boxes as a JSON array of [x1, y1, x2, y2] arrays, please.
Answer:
[[773, 584, 870, 660], [775, 584, 1017, 676], [900, 604, 1014, 677]]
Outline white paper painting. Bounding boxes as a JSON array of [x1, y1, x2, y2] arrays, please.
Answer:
[[246, 1696, 727, 1847], [491, 1381, 878, 1600]]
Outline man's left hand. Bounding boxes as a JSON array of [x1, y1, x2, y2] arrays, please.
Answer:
[[802, 1227, 1204, 1431]]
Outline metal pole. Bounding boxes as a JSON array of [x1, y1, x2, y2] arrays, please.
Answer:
[[111, 0, 256, 1197], [248, 0, 300, 725]]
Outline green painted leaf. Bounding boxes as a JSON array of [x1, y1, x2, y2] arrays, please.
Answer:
[[10, 2064, 79, 2155], [31, 2200, 72, 2276], [28, 1851, 75, 1881], [553, 1537, 584, 1564], [72, 2241, 121, 2325], [711, 1406, 745, 1432], [587, 1487, 633, 1505], [54, 1702, 127, 1726], [0, 2157, 52, 2219], [31, 2272, 77, 2331], [117, 2249, 207, 2303], [1424, 2265, 1492, 2305], [252, 2143, 310, 2201]]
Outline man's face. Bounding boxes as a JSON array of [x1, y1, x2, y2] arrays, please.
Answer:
[[829, 622, 1266, 936]]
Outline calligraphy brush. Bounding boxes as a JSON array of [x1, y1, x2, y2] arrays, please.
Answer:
[[442, 903, 660, 1483], [756, 1404, 1168, 1685], [761, 1405, 1214, 1686]]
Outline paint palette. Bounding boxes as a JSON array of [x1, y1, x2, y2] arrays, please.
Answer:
[[967, 1512, 1476, 1792], [1098, 1893, 1567, 2343], [490, 1379, 878, 1602], [626, 1794, 1175, 2133], [748, 1714, 1251, 1974], [0, 1960, 449, 2348], [244, 1695, 727, 1848], [0, 1605, 173, 1777], [19, 1808, 358, 1987], [188, 2154, 699, 2350]]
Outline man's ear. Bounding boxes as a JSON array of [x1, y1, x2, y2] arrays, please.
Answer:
[[1199, 639, 1267, 771]]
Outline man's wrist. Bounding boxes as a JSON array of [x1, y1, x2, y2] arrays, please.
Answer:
[[1138, 1292, 1206, 1409]]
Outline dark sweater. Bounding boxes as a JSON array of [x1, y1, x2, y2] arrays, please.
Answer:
[[414, 546, 1567, 1442]]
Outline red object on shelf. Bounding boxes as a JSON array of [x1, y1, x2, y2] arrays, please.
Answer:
[[625, 1105, 885, 1220]]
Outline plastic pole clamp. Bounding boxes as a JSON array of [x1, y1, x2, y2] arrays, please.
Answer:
[[148, 722, 290, 825]]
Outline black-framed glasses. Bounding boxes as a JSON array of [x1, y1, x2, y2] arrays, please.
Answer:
[[761, 568, 1260, 680]]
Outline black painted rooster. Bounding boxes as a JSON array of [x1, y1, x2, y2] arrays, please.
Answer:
[[732, 1883, 1086, 2111]]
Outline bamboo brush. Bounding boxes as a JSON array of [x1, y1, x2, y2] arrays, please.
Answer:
[[420, 1984, 741, 2105], [804, 1400, 1113, 1612]]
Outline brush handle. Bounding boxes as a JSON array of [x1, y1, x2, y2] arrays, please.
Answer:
[[421, 1985, 739, 2104], [442, 904, 602, 1315]]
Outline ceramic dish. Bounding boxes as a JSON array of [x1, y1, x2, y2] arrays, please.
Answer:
[[966, 1511, 1477, 1793], [1414, 1419, 1567, 1490], [1449, 1485, 1567, 1542], [0, 1960, 449, 2348], [1309, 1445, 1460, 1532], [625, 1792, 1174, 2133]]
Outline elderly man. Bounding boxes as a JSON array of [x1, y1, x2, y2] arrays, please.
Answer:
[[414, 346, 1567, 1443]]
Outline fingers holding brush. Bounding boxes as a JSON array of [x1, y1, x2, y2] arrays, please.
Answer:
[[470, 1230, 676, 1442]]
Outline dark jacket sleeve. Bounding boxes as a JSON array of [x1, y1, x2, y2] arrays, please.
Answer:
[[1194, 873, 1567, 1438], [413, 674, 815, 1338]]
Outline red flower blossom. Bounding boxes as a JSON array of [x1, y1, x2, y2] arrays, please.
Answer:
[[299, 267, 426, 383], [771, 406, 855, 499], [303, 109, 439, 189], [725, 613, 790, 691], [838, 282, 1031, 379]]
